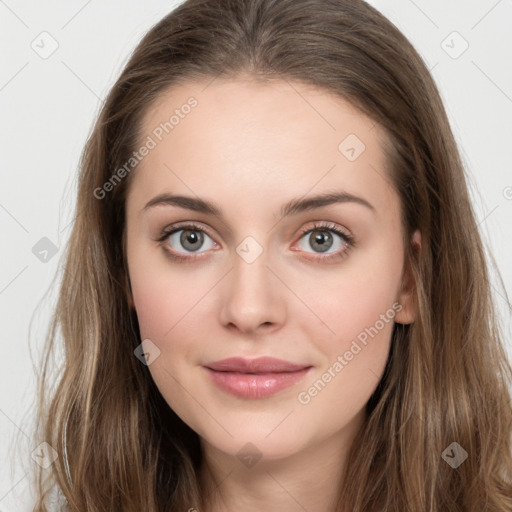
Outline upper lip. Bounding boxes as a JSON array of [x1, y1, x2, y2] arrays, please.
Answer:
[[204, 356, 311, 373]]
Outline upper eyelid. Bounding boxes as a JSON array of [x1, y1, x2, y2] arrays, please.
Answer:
[[159, 221, 353, 247], [160, 221, 350, 235], [160, 221, 216, 240]]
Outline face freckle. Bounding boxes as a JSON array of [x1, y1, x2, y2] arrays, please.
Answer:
[[125, 76, 415, 465]]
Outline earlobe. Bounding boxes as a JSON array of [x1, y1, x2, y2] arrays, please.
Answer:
[[394, 230, 421, 325]]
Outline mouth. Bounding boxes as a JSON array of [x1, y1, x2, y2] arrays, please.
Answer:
[[202, 357, 312, 399]]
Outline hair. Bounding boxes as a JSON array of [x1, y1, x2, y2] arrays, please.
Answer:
[[30, 0, 512, 510]]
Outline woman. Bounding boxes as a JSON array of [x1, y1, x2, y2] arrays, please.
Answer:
[[32, 0, 512, 510]]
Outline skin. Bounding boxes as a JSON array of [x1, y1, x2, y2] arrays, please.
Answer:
[[125, 75, 419, 512]]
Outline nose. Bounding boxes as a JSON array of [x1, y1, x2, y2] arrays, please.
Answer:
[[218, 246, 286, 335]]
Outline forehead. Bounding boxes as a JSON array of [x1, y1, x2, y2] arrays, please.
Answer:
[[128, 76, 397, 218]]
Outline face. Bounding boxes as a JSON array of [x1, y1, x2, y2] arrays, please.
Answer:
[[125, 76, 417, 463]]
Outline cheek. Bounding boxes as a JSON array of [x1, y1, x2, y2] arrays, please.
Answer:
[[128, 246, 223, 378], [128, 249, 220, 436], [292, 260, 400, 432], [296, 246, 403, 348], [289, 243, 402, 418], [129, 266, 175, 340], [128, 254, 205, 411], [127, 239, 202, 339]]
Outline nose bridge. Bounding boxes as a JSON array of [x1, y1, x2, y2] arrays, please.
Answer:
[[219, 235, 284, 332]]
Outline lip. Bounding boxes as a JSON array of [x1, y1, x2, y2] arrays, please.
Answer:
[[203, 357, 312, 399], [204, 356, 310, 373]]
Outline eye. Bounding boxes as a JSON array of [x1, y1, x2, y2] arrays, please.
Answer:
[[157, 223, 218, 260], [294, 222, 355, 261]]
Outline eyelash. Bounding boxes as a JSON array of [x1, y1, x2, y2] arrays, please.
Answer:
[[156, 221, 356, 264]]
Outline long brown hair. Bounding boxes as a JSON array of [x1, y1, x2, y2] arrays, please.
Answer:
[[31, 0, 512, 510]]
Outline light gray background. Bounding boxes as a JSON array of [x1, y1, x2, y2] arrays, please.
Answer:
[[1, 1, 511, 510]]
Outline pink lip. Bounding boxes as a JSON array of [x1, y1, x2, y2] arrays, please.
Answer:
[[203, 357, 312, 399]]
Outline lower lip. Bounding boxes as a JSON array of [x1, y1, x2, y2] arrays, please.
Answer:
[[203, 366, 312, 399]]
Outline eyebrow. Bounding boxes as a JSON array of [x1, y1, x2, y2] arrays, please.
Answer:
[[141, 191, 376, 218]]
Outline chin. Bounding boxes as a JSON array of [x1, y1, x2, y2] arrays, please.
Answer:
[[200, 426, 310, 464]]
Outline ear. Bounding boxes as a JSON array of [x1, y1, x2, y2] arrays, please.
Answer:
[[394, 229, 421, 325]]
